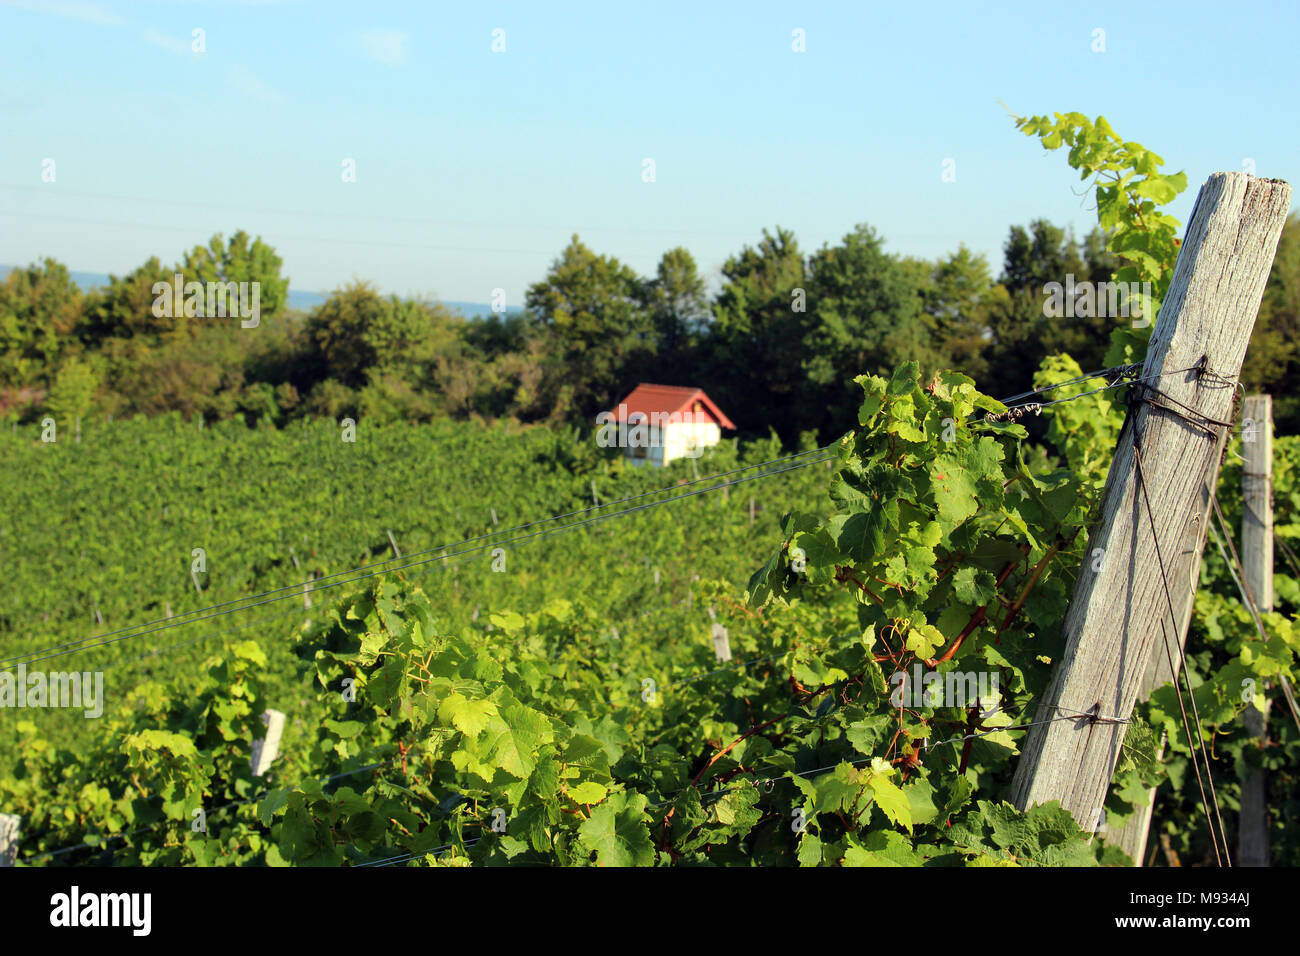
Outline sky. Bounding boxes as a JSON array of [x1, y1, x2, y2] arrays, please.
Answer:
[[1, 0, 1297, 305]]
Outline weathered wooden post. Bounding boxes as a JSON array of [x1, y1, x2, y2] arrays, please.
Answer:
[[1239, 394, 1273, 866], [1009, 173, 1292, 855], [707, 606, 732, 662], [1104, 403, 1240, 864], [0, 813, 20, 867], [1103, 472, 1213, 864], [250, 709, 286, 778]]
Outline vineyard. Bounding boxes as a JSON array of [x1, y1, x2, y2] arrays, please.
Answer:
[[1, 113, 1298, 870], [2, 357, 1298, 866]]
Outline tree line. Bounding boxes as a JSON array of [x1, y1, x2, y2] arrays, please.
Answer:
[[3, 214, 1297, 444]]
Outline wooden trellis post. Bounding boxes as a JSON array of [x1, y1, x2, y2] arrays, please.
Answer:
[[250, 709, 286, 778], [1103, 458, 1218, 864], [0, 813, 20, 867], [1009, 173, 1292, 844], [707, 606, 732, 662], [1239, 394, 1273, 866]]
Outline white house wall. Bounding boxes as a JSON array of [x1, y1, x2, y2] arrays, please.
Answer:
[[663, 421, 721, 465], [621, 420, 723, 467]]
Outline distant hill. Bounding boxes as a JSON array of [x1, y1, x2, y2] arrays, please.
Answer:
[[0, 265, 519, 319]]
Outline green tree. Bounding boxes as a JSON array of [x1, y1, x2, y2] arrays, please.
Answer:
[[708, 227, 807, 437], [78, 256, 181, 343], [981, 220, 1116, 401], [302, 280, 468, 418], [45, 356, 100, 427], [180, 231, 290, 321], [917, 245, 997, 383], [643, 246, 709, 375], [1244, 214, 1300, 431], [802, 224, 939, 436], [302, 281, 388, 389], [524, 235, 652, 421], [0, 258, 83, 387], [366, 297, 461, 382], [109, 326, 245, 420]]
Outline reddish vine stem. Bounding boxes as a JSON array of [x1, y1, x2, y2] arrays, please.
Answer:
[[835, 567, 885, 605], [926, 607, 987, 668], [925, 548, 1028, 666], [691, 714, 787, 790], [957, 706, 981, 774], [658, 713, 788, 851], [995, 537, 1068, 635]]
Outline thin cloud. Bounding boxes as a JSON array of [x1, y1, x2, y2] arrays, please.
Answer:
[[360, 29, 408, 66], [143, 27, 189, 54], [228, 64, 286, 104], [5, 1, 124, 25]]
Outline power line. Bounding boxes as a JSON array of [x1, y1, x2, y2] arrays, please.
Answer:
[[2, 446, 831, 670], [4, 454, 831, 670], [995, 363, 1140, 407], [24, 616, 804, 864], [1131, 419, 1231, 866], [365, 709, 1113, 867], [0, 183, 770, 242], [0, 209, 560, 258], [23, 760, 389, 864], [8, 365, 1125, 674], [12, 366, 1188, 864], [1208, 508, 1300, 733]]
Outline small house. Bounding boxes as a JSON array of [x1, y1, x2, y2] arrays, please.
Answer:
[[600, 384, 736, 467]]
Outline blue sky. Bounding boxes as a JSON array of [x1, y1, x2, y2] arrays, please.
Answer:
[[1, 0, 1297, 304]]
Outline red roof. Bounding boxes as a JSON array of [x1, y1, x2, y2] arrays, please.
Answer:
[[610, 384, 736, 430]]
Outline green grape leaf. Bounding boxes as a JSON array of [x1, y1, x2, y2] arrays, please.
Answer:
[[578, 791, 655, 867]]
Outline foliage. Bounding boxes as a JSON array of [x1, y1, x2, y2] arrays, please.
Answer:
[[980, 218, 1117, 405], [1011, 110, 1189, 367], [0, 258, 83, 387], [180, 230, 290, 321], [4, 109, 1298, 869], [0, 387, 1128, 867], [44, 356, 101, 427], [524, 235, 653, 422], [1018, 111, 1300, 865]]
